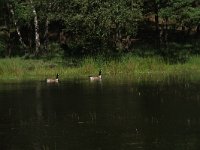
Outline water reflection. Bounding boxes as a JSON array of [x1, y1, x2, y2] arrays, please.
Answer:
[[0, 80, 200, 150]]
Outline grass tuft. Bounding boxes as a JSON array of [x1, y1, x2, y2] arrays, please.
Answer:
[[0, 55, 200, 82]]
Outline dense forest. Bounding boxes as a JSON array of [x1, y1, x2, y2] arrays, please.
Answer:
[[0, 0, 200, 60]]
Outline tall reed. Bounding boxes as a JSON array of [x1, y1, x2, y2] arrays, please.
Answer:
[[0, 55, 200, 82]]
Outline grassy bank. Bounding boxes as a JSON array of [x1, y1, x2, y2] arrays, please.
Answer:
[[0, 55, 200, 82]]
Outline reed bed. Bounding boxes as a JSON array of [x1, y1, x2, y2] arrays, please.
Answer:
[[0, 55, 200, 82]]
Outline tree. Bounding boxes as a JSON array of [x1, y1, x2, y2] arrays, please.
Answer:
[[55, 0, 143, 54], [159, 0, 200, 41], [143, 0, 162, 48], [29, 0, 40, 55], [0, 0, 6, 56], [9, 1, 27, 52], [0, 0, 12, 57], [14, 0, 41, 55]]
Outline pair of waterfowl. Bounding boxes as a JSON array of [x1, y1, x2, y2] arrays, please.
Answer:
[[46, 70, 102, 83]]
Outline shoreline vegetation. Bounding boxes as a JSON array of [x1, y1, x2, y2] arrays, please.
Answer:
[[0, 54, 200, 83], [1, 1, 200, 84]]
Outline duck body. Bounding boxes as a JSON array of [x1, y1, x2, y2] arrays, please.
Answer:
[[46, 74, 59, 83], [89, 70, 102, 81]]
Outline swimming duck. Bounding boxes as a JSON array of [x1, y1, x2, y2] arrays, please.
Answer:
[[89, 70, 102, 81], [46, 73, 59, 83]]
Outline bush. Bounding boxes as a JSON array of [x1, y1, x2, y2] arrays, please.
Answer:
[[161, 43, 191, 63], [0, 39, 5, 57]]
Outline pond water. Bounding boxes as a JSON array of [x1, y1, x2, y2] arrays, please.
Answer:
[[0, 79, 200, 150]]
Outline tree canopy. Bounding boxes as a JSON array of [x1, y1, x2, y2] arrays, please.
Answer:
[[0, 0, 199, 57]]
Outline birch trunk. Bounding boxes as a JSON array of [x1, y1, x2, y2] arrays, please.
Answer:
[[9, 3, 27, 53], [29, 0, 40, 56]]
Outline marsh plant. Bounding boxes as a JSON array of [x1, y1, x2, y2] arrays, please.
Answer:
[[0, 54, 200, 82]]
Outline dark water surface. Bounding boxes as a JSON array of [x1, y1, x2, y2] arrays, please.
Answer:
[[0, 79, 200, 150]]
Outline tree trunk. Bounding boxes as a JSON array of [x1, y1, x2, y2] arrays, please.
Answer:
[[9, 3, 27, 54], [6, 29, 11, 57], [44, 17, 49, 52], [187, 27, 192, 37], [29, 0, 40, 56], [197, 25, 200, 33], [163, 18, 168, 47], [155, 4, 160, 49], [28, 24, 33, 53], [196, 25, 200, 37], [182, 26, 185, 31], [5, 2, 11, 57]]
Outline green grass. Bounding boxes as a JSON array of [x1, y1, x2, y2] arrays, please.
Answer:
[[0, 55, 200, 82]]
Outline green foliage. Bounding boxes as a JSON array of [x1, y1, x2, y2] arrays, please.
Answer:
[[14, 1, 33, 25], [161, 43, 191, 63], [45, 42, 64, 59], [0, 40, 5, 56], [159, 0, 200, 27], [1, 55, 200, 82], [56, 0, 143, 53], [0, 0, 199, 57]]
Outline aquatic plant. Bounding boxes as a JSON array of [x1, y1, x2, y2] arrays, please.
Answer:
[[0, 55, 200, 82]]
